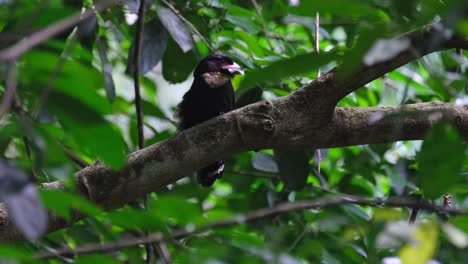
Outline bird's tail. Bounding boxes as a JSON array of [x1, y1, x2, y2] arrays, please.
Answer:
[[197, 160, 224, 187]]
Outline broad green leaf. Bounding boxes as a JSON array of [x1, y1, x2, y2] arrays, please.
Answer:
[[157, 6, 194, 52], [162, 38, 197, 83], [40, 189, 101, 220], [96, 34, 116, 101], [274, 150, 310, 190], [149, 195, 202, 225], [417, 123, 465, 198], [108, 208, 164, 231], [21, 51, 111, 115], [0, 244, 31, 261], [66, 224, 100, 244], [225, 5, 261, 34], [36, 7, 76, 27], [47, 92, 127, 168], [238, 52, 337, 96], [127, 19, 168, 74]]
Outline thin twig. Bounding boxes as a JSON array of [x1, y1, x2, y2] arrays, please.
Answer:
[[35, 195, 468, 259], [132, 1, 154, 262], [408, 195, 422, 224], [133, 0, 146, 150], [0, 0, 117, 61], [225, 169, 280, 180], [456, 48, 462, 73], [0, 60, 17, 116], [62, 147, 90, 168], [314, 12, 322, 178], [160, 0, 214, 52], [156, 241, 172, 264], [315, 12, 321, 77]]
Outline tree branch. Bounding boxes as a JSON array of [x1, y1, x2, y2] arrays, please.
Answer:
[[35, 194, 468, 259], [0, 24, 467, 241]]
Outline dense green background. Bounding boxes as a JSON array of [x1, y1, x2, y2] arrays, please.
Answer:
[[0, 0, 467, 263]]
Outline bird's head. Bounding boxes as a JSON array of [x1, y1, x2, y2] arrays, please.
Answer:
[[194, 54, 244, 88]]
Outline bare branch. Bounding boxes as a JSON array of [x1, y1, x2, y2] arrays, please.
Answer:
[[314, 12, 322, 176], [35, 194, 468, 259], [63, 147, 90, 169], [133, 0, 146, 150], [0, 0, 117, 61], [0, 60, 17, 116]]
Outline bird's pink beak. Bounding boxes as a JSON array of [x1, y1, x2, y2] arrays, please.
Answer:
[[222, 62, 244, 75]]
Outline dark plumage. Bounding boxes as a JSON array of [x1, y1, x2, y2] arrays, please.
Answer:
[[177, 54, 243, 187]]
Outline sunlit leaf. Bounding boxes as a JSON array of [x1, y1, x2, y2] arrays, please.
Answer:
[[239, 52, 337, 95], [399, 221, 438, 264]]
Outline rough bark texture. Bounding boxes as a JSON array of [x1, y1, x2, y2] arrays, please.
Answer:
[[1, 23, 467, 241]]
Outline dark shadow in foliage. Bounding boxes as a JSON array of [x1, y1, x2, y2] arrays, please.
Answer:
[[274, 150, 311, 191]]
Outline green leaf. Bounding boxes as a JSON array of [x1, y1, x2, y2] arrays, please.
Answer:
[[238, 52, 337, 96], [96, 34, 116, 101], [0, 244, 31, 261], [157, 6, 194, 52], [47, 92, 126, 168], [274, 150, 310, 190], [127, 19, 168, 74], [225, 5, 261, 34], [149, 195, 202, 225], [21, 51, 111, 115], [162, 38, 197, 83], [40, 189, 101, 220], [417, 123, 465, 198], [108, 208, 164, 231], [399, 221, 438, 264]]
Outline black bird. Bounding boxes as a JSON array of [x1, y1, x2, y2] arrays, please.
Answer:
[[177, 54, 244, 187]]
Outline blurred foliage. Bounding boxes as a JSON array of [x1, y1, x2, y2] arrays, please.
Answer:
[[0, 0, 467, 263]]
